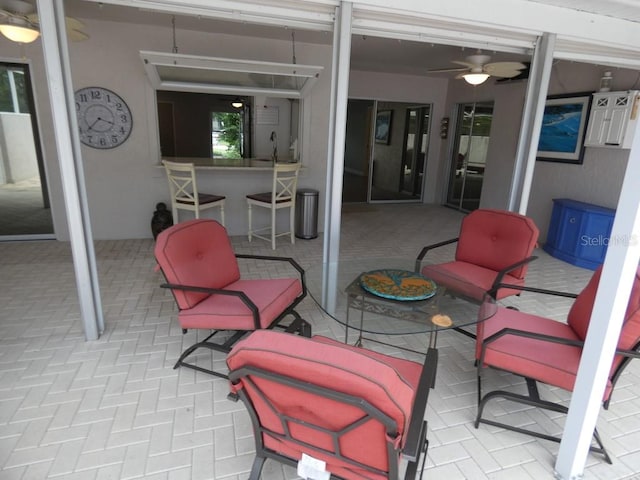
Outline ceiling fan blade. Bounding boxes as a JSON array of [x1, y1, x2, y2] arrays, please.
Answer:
[[451, 60, 475, 68], [489, 70, 523, 78], [484, 62, 526, 75], [65, 16, 85, 31], [68, 28, 89, 42], [429, 66, 468, 73], [26, 12, 89, 41]]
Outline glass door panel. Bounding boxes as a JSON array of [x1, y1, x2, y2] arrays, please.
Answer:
[[370, 101, 431, 202], [0, 62, 53, 239], [446, 102, 493, 211]]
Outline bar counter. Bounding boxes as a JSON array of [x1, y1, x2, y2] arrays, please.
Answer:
[[161, 157, 291, 170], [156, 156, 307, 237]]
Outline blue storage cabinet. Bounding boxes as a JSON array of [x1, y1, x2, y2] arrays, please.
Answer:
[[544, 198, 616, 270]]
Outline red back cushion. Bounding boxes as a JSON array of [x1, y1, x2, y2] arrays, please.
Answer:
[[568, 266, 640, 349], [227, 331, 417, 474], [455, 209, 539, 280], [154, 219, 240, 309]]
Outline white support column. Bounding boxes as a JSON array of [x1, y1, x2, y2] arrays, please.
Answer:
[[37, 0, 104, 340], [322, 1, 352, 265], [508, 33, 555, 213], [555, 107, 640, 480]]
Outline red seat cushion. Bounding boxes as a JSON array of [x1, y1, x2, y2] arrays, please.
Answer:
[[478, 266, 640, 402], [155, 219, 240, 310], [455, 209, 539, 281], [477, 307, 600, 396], [179, 278, 302, 330], [422, 262, 524, 301], [227, 331, 422, 479]]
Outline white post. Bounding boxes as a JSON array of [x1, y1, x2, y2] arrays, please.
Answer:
[[555, 109, 640, 479], [37, 0, 104, 340], [508, 33, 555, 213], [322, 1, 352, 265]]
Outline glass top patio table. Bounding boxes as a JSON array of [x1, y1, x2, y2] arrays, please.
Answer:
[[306, 258, 497, 348]]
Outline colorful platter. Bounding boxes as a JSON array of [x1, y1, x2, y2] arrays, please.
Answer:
[[359, 269, 437, 301]]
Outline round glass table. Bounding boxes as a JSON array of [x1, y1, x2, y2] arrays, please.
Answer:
[[306, 258, 498, 351]]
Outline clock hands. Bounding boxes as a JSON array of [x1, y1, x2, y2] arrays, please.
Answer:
[[87, 116, 115, 132]]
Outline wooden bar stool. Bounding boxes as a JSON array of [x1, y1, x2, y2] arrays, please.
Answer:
[[246, 163, 300, 249], [162, 160, 226, 225]]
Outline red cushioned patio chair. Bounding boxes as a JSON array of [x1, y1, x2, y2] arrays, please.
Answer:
[[475, 265, 640, 463], [227, 330, 438, 480], [155, 219, 310, 378], [415, 209, 539, 338]]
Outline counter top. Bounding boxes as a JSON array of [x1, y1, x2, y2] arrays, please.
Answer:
[[160, 157, 297, 171]]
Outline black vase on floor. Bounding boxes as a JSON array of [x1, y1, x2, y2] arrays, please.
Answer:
[[151, 202, 173, 240]]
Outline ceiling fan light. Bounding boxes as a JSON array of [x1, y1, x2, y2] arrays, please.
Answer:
[[231, 98, 244, 108], [463, 73, 489, 85], [0, 24, 40, 43]]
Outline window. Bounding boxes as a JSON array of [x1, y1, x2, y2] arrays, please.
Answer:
[[0, 66, 29, 113], [156, 90, 251, 159], [212, 111, 244, 158]]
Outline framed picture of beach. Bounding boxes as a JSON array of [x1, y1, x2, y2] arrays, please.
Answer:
[[536, 93, 592, 164]]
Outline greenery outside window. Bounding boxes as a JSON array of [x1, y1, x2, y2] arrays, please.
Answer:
[[0, 66, 29, 113], [212, 112, 243, 158]]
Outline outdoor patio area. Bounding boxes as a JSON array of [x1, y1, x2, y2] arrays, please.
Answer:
[[1, 203, 639, 479]]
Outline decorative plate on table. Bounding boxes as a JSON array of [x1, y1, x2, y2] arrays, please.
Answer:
[[359, 269, 437, 301]]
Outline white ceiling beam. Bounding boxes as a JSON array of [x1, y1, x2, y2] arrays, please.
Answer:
[[350, 0, 640, 57], [83, 0, 337, 31]]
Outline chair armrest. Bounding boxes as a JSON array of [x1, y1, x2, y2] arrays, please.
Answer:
[[487, 255, 538, 298], [235, 254, 307, 300], [402, 347, 438, 462], [414, 238, 459, 272], [161, 283, 261, 329]]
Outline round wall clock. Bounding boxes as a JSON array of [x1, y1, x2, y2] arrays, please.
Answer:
[[74, 86, 132, 149]]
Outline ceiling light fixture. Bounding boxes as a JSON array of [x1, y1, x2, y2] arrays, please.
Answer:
[[0, 18, 40, 43], [463, 73, 489, 86], [231, 97, 244, 108]]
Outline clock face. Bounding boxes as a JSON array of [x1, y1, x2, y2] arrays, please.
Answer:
[[75, 87, 132, 149]]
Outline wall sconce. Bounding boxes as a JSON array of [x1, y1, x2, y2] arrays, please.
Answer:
[[440, 117, 449, 139], [462, 73, 489, 86]]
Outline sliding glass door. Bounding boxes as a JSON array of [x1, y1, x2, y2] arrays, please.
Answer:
[[0, 62, 52, 239], [446, 102, 493, 211], [370, 101, 431, 202]]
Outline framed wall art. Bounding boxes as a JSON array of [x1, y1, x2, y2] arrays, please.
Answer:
[[536, 93, 592, 164], [375, 110, 392, 144]]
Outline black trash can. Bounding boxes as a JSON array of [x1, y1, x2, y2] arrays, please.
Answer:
[[295, 188, 319, 239]]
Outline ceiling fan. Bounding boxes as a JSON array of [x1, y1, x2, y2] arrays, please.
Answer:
[[0, 0, 89, 44], [429, 52, 526, 85]]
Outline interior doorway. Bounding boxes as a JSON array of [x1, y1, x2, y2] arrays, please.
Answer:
[[343, 99, 432, 203], [0, 62, 53, 239], [446, 101, 494, 211]]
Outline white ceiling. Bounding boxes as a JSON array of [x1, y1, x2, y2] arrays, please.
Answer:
[[526, 0, 640, 23]]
